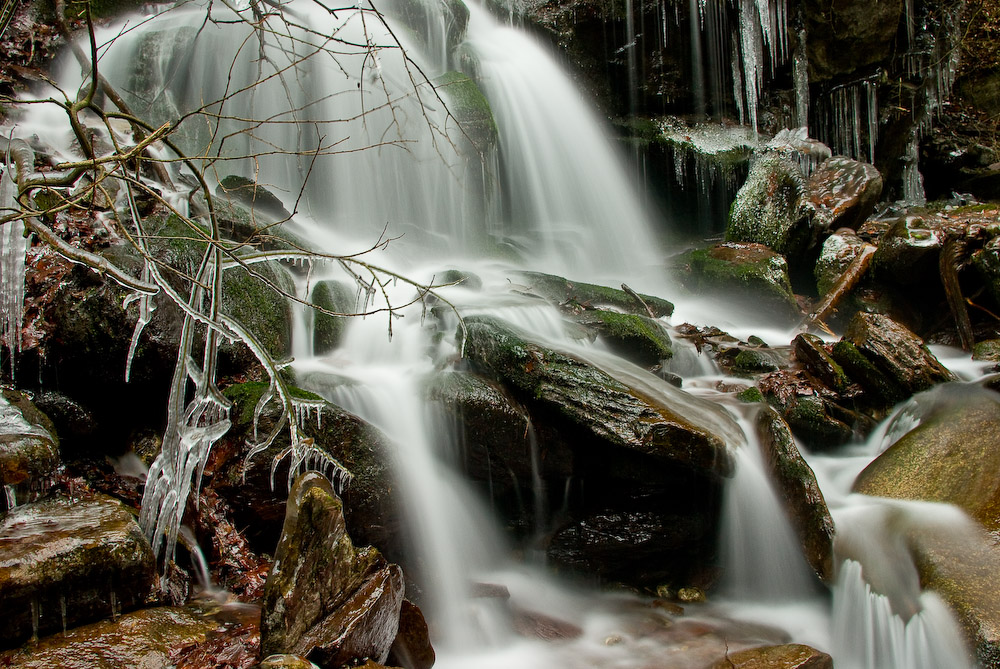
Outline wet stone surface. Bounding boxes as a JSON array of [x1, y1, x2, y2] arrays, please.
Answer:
[[0, 492, 157, 647]]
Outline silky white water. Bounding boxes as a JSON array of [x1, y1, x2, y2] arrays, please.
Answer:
[[18, 0, 986, 665]]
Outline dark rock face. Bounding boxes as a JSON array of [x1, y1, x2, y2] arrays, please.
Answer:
[[0, 493, 157, 647], [260, 472, 404, 665], [461, 315, 735, 585], [0, 606, 217, 668], [803, 0, 903, 82], [755, 407, 835, 582]]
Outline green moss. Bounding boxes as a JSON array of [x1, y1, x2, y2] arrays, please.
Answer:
[[737, 386, 764, 403], [973, 339, 1000, 362], [586, 310, 673, 363], [435, 71, 498, 149], [679, 245, 798, 319], [222, 262, 294, 359], [731, 349, 780, 375], [223, 381, 324, 427]]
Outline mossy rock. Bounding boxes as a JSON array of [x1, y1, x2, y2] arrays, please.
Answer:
[[726, 153, 814, 258], [514, 270, 674, 318], [435, 71, 498, 151], [853, 385, 1000, 531], [222, 261, 295, 361], [216, 175, 291, 221], [973, 338, 1000, 362], [311, 281, 356, 355], [461, 315, 732, 477], [0, 389, 59, 497], [675, 243, 799, 322], [814, 229, 867, 297], [574, 309, 672, 367], [792, 333, 852, 394], [831, 339, 907, 409]]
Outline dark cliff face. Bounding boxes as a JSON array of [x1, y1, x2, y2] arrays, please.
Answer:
[[515, 0, 997, 204]]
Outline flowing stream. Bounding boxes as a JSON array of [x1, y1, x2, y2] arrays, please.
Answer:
[[17, 0, 988, 665]]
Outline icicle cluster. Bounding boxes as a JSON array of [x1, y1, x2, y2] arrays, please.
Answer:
[[0, 155, 26, 373]]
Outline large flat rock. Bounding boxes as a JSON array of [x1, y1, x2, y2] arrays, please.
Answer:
[[0, 493, 157, 647]]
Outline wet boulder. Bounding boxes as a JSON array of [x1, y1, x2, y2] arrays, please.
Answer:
[[726, 153, 814, 258], [0, 492, 157, 647], [572, 308, 673, 368], [841, 312, 956, 397], [310, 280, 356, 355], [513, 271, 674, 318], [462, 315, 732, 477], [215, 175, 292, 221], [463, 315, 736, 585], [260, 472, 404, 666], [853, 385, 1000, 531], [908, 521, 1000, 666], [675, 242, 800, 322], [0, 606, 218, 668], [805, 157, 882, 232], [0, 389, 59, 503], [758, 370, 857, 449], [871, 214, 946, 286], [423, 371, 568, 501], [386, 600, 435, 669], [210, 382, 401, 561], [755, 407, 835, 582], [709, 643, 833, 668]]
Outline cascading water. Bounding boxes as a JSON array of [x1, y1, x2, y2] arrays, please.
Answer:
[[17, 0, 987, 665]]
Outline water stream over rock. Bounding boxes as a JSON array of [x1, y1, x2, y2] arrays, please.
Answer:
[[1, 0, 992, 666]]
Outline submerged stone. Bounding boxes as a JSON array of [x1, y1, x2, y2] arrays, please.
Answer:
[[709, 642, 833, 668], [0, 493, 157, 646], [260, 472, 404, 665]]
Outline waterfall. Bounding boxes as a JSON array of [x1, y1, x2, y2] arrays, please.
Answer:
[[17, 0, 982, 665]]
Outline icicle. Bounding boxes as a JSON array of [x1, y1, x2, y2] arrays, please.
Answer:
[[3, 483, 14, 509], [110, 590, 119, 621], [60, 596, 67, 635], [0, 148, 27, 377], [30, 599, 39, 641], [793, 28, 809, 131]]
